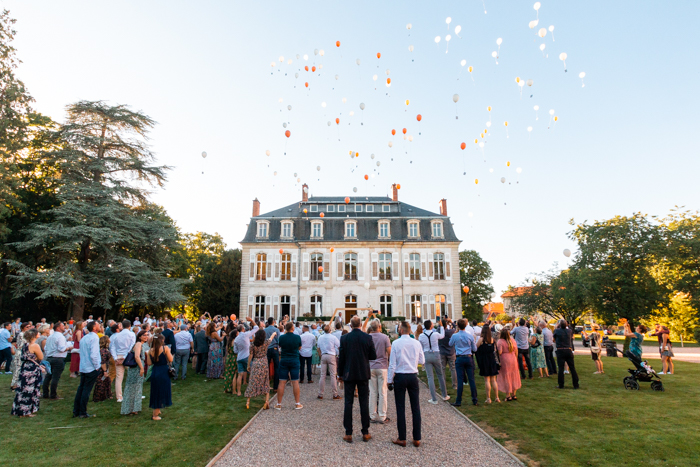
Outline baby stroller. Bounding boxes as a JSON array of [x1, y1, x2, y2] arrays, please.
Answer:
[[614, 344, 664, 392]]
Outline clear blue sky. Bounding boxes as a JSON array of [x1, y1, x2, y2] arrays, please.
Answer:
[[6, 0, 700, 298]]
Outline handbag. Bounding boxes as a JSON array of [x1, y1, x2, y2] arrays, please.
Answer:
[[531, 335, 541, 348], [123, 350, 138, 368], [168, 365, 177, 379]]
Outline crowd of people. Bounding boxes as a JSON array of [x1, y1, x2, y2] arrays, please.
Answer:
[[0, 310, 675, 445]]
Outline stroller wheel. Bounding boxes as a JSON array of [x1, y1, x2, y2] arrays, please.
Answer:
[[651, 380, 664, 392], [623, 376, 639, 391]]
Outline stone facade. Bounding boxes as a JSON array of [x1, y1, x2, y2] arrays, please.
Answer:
[[239, 185, 462, 323]]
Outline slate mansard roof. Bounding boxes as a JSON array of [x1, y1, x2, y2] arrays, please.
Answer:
[[241, 196, 460, 243]]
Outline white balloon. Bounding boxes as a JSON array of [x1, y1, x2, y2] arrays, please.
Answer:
[[356, 58, 361, 65], [460, 59, 466, 66], [563, 249, 571, 258], [388, 141, 393, 148], [283, 123, 287, 128], [491, 51, 498, 58], [319, 49, 325, 56], [353, 187, 358, 193], [516, 167, 522, 173], [518, 81, 525, 87], [453, 94, 459, 103], [303, 54, 308, 60], [335, 74, 339, 80], [500, 177, 506, 183], [406, 23, 412, 30], [496, 37, 502, 45], [349, 111, 354, 116], [538, 28, 547, 38], [201, 151, 207, 158], [446, 34, 452, 41], [296, 54, 300, 59], [527, 126, 533, 132], [489, 168, 494, 173], [529, 20, 538, 29], [446, 17, 452, 24], [486, 121, 491, 127], [540, 43, 546, 51], [287, 59, 292, 64], [479, 142, 484, 148], [526, 79, 533, 86], [294, 72, 299, 78], [364, 282, 370, 290], [316, 166, 321, 171], [327, 121, 331, 126], [279, 55, 284, 62], [359, 103, 365, 110], [313, 49, 318, 56], [274, 171, 277, 176], [287, 105, 292, 110], [318, 64, 323, 70], [376, 161, 381, 166], [455, 25, 462, 35], [548, 25, 554, 32], [559, 52, 567, 61], [265, 149, 270, 156], [278, 98, 283, 103], [408, 135, 413, 142], [294, 173, 297, 177], [370, 154, 375, 159], [386, 69, 390, 75], [408, 45, 414, 52], [579, 71, 586, 78], [435, 36, 441, 44], [534, 2, 541, 10], [534, 105, 539, 110], [342, 97, 347, 103], [373, 74, 378, 81], [302, 185, 307, 192], [549, 108, 555, 115], [270, 62, 276, 67], [321, 102, 326, 107]]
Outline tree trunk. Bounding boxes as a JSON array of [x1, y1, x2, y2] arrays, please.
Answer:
[[72, 296, 85, 320]]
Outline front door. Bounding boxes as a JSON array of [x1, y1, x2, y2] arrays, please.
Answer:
[[345, 295, 357, 323]]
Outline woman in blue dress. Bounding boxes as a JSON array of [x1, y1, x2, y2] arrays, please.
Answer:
[[147, 334, 173, 421]]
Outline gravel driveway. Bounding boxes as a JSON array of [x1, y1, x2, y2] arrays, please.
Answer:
[[215, 376, 522, 467]]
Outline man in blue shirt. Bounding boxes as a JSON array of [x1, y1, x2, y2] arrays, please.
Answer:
[[73, 321, 102, 418], [265, 317, 281, 392], [448, 319, 478, 406], [0, 322, 13, 374]]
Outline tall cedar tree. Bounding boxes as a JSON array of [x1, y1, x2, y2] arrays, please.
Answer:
[[9, 101, 184, 319], [459, 250, 495, 322]]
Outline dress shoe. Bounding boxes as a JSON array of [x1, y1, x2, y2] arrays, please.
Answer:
[[333, 395, 342, 400], [412, 440, 421, 447], [362, 434, 372, 442], [382, 417, 391, 424], [343, 435, 353, 443], [392, 439, 407, 447], [473, 401, 479, 406], [451, 402, 462, 407], [317, 395, 323, 399], [79, 413, 96, 419]]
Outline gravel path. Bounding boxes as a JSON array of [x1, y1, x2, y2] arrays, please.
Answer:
[[215, 376, 521, 467]]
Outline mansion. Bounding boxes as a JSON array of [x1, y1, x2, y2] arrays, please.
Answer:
[[239, 184, 462, 323]]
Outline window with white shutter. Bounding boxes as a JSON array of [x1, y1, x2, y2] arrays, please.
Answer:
[[403, 253, 410, 280], [357, 253, 365, 280], [392, 253, 400, 281], [249, 253, 256, 281], [337, 252, 344, 281], [291, 253, 298, 281], [274, 253, 281, 281], [323, 253, 330, 280], [371, 252, 379, 280], [445, 252, 451, 280], [248, 295, 254, 318], [420, 253, 427, 280], [302, 253, 310, 281]]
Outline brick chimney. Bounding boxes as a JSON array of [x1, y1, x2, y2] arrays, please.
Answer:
[[391, 183, 398, 202], [252, 198, 260, 217], [439, 199, 447, 216], [302, 183, 309, 202]]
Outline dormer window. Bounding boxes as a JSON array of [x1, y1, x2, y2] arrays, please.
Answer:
[[311, 220, 323, 238], [310, 204, 318, 212], [256, 221, 270, 238], [378, 220, 390, 238], [408, 220, 420, 238], [338, 205, 346, 212], [366, 204, 374, 213], [281, 221, 293, 238], [431, 220, 443, 238], [355, 205, 363, 212], [382, 205, 390, 212], [345, 220, 357, 238], [327, 205, 335, 212]]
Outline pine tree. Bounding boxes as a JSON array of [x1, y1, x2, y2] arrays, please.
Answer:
[[9, 101, 184, 319]]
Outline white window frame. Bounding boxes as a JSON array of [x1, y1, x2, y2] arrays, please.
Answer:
[[280, 253, 292, 281], [408, 220, 420, 238], [355, 204, 363, 212], [254, 295, 265, 320], [310, 204, 318, 212], [431, 220, 444, 238], [378, 220, 390, 239], [378, 252, 392, 280], [256, 220, 270, 238], [366, 204, 374, 212], [433, 252, 446, 280], [281, 221, 293, 239], [311, 220, 324, 239], [327, 205, 335, 212], [345, 220, 357, 238], [409, 253, 421, 280], [382, 204, 390, 212], [338, 204, 346, 212], [380, 295, 393, 317]]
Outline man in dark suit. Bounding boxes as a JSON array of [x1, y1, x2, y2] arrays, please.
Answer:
[[338, 315, 377, 443], [194, 325, 209, 374]]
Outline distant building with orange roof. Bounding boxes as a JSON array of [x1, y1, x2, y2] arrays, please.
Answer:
[[482, 302, 504, 321], [501, 287, 533, 318]]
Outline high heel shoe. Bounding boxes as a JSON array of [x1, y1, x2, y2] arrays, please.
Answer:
[[495, 398, 502, 403], [485, 398, 492, 404]]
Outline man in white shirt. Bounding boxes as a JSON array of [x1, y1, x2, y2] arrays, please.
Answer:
[[133, 317, 141, 327], [464, 321, 475, 336], [233, 317, 259, 390], [42, 322, 73, 399], [418, 320, 449, 404], [293, 322, 303, 336], [310, 324, 320, 337], [109, 319, 136, 402], [472, 320, 482, 338], [316, 325, 340, 399], [388, 321, 425, 447], [299, 325, 316, 384], [173, 324, 194, 380]]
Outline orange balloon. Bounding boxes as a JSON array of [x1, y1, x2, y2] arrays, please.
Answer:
[[336, 41, 340, 47], [304, 65, 309, 71], [305, 82, 309, 88], [402, 128, 407, 134], [318, 266, 324, 273], [285, 130, 291, 138], [460, 142, 466, 150], [335, 118, 340, 124], [364, 174, 369, 180], [386, 78, 391, 84], [320, 212, 325, 218], [345, 197, 350, 204], [396, 184, 401, 189], [330, 247, 335, 253], [303, 209, 308, 214], [416, 114, 422, 122], [355, 152, 359, 157], [279, 249, 284, 254], [377, 52, 381, 59], [312, 66, 316, 72], [391, 129, 396, 136], [463, 286, 470, 294]]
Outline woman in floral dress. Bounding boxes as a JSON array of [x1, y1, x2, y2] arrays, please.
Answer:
[[529, 327, 548, 378], [11, 329, 45, 417], [122, 330, 148, 415], [10, 322, 30, 389], [206, 322, 225, 379], [93, 336, 113, 402], [223, 328, 239, 393], [244, 329, 274, 410]]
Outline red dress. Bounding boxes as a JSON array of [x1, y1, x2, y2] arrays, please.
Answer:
[[70, 332, 81, 373], [497, 338, 521, 394]]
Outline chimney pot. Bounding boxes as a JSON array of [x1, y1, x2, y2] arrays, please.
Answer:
[[439, 199, 447, 216], [252, 198, 260, 217], [302, 183, 309, 202], [391, 184, 398, 202]]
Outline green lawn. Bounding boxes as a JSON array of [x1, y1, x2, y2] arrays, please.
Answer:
[[573, 335, 699, 347], [1, 370, 259, 466], [422, 356, 699, 466]]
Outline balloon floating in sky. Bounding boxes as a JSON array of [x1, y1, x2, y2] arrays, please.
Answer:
[[534, 2, 541, 12], [563, 249, 571, 258], [360, 102, 365, 110], [345, 197, 350, 204], [356, 58, 361, 65], [538, 27, 547, 38], [376, 52, 381, 59], [406, 23, 412, 30], [435, 36, 441, 44], [548, 25, 555, 41], [416, 114, 422, 122], [460, 142, 466, 150], [287, 105, 292, 110], [388, 141, 393, 148], [453, 94, 459, 103], [446, 17, 452, 27], [454, 25, 462, 38], [364, 174, 369, 180], [402, 128, 407, 134], [285, 130, 291, 138], [559, 52, 567, 71], [474, 179, 479, 185], [316, 166, 321, 171], [273, 171, 277, 176], [353, 187, 357, 193], [579, 71, 586, 87], [460, 59, 466, 66], [336, 41, 340, 47], [501, 177, 506, 183], [529, 19, 539, 29], [516, 167, 522, 173], [201, 151, 207, 159], [391, 129, 396, 136], [265, 150, 270, 156], [408, 45, 414, 52], [342, 97, 347, 103]]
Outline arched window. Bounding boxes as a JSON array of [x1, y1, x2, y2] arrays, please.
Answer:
[[310, 253, 323, 280], [344, 253, 357, 280], [380, 295, 392, 317], [379, 252, 392, 280], [433, 253, 445, 280], [254, 295, 265, 320], [310, 295, 323, 316], [280, 253, 292, 281], [256, 253, 267, 280]]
